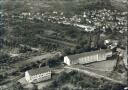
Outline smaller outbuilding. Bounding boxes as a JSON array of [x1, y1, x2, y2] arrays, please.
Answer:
[[25, 66, 51, 83]]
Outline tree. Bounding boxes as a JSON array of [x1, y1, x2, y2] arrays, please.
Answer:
[[63, 48, 72, 56], [62, 87, 70, 90], [33, 84, 38, 90], [10, 82, 24, 90], [0, 53, 11, 64]]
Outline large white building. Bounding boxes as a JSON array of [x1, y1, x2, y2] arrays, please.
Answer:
[[64, 49, 112, 66], [25, 66, 51, 83]]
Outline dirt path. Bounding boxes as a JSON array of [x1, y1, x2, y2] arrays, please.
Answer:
[[64, 66, 124, 84], [36, 34, 76, 47], [14, 51, 62, 68]]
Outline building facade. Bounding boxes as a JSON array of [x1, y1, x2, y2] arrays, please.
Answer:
[[25, 66, 51, 83], [64, 49, 112, 66]]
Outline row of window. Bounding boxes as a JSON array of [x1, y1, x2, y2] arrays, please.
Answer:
[[78, 54, 98, 64], [76, 54, 107, 64], [32, 74, 51, 83], [31, 71, 51, 80]]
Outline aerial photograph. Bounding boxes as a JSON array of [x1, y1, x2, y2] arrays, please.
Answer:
[[0, 0, 127, 90]]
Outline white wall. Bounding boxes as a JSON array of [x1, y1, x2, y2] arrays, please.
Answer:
[[64, 56, 71, 65], [25, 71, 31, 83], [79, 54, 98, 64], [25, 71, 52, 83], [30, 71, 51, 83], [106, 51, 112, 57]]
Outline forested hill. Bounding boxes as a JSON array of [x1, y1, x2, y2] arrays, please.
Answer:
[[0, 0, 127, 12]]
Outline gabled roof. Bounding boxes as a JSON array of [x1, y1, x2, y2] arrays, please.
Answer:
[[66, 49, 112, 61], [27, 66, 51, 76]]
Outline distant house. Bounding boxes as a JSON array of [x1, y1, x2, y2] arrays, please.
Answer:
[[25, 66, 51, 83], [104, 39, 119, 49], [64, 49, 112, 66], [74, 24, 95, 32], [104, 39, 119, 46]]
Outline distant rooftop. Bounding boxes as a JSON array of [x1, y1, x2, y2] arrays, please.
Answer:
[[27, 66, 51, 76]]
